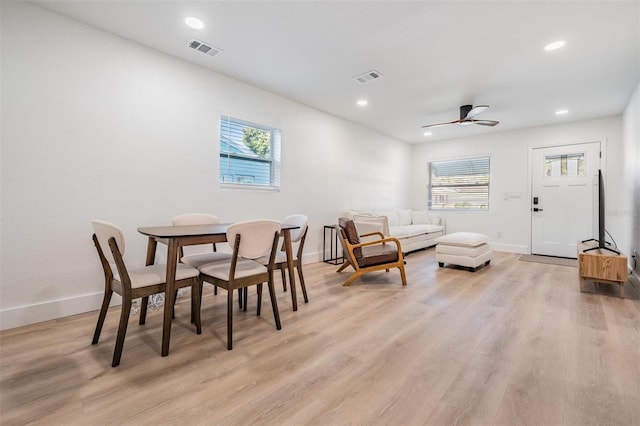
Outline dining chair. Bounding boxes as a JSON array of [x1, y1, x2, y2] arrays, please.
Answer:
[[257, 214, 309, 304], [171, 213, 231, 299], [195, 220, 282, 350], [91, 220, 201, 367]]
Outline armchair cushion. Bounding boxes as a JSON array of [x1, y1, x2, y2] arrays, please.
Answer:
[[338, 217, 362, 258], [358, 243, 399, 267]]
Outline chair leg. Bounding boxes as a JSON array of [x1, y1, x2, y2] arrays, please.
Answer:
[[227, 287, 234, 350], [214, 285, 218, 296], [267, 273, 281, 330], [92, 289, 113, 344], [297, 263, 309, 303], [256, 284, 263, 316], [238, 288, 243, 309], [336, 261, 351, 272], [343, 271, 363, 287], [192, 278, 201, 334], [399, 265, 408, 286], [172, 289, 179, 319], [112, 296, 132, 367], [243, 287, 248, 312], [139, 296, 149, 325], [281, 268, 287, 292]]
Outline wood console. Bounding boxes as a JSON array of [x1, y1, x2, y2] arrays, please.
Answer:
[[578, 241, 627, 298]]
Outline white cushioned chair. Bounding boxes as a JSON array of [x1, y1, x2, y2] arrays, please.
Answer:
[[171, 213, 232, 268], [172, 213, 232, 304], [256, 214, 309, 306], [195, 220, 282, 350], [91, 220, 201, 367]]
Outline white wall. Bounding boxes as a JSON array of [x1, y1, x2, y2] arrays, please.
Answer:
[[0, 2, 412, 329], [410, 116, 625, 254], [622, 83, 640, 278]]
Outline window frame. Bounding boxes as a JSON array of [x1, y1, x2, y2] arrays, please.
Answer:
[[428, 155, 491, 211], [219, 115, 281, 191]]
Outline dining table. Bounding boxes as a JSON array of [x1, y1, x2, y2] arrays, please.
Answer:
[[137, 222, 301, 357]]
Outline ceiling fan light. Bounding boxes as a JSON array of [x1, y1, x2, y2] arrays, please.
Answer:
[[555, 109, 569, 115], [459, 121, 473, 126]]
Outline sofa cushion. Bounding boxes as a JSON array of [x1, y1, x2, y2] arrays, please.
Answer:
[[397, 209, 412, 226], [378, 210, 399, 226], [390, 224, 443, 238], [411, 210, 431, 224], [429, 213, 442, 225], [436, 232, 489, 247]]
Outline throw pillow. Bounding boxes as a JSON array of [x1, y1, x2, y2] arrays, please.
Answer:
[[353, 214, 389, 236]]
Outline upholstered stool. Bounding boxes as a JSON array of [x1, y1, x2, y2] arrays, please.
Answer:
[[435, 232, 492, 272]]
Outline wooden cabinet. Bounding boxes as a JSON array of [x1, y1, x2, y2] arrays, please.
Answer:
[[578, 241, 627, 298]]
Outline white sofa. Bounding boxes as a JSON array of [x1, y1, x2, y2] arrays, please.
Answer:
[[345, 209, 446, 254]]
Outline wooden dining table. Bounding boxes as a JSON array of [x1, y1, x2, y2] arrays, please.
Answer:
[[137, 223, 301, 357]]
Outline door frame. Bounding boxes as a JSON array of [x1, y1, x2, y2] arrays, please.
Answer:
[[527, 138, 607, 255]]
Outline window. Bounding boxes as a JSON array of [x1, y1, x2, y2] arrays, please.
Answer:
[[219, 116, 281, 189], [544, 153, 585, 177], [429, 156, 490, 210]]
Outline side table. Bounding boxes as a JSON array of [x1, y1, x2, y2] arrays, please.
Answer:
[[323, 225, 344, 264]]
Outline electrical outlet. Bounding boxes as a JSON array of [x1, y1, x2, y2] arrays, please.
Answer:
[[497, 231, 502, 238]]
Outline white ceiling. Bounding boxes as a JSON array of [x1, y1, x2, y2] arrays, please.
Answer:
[[32, 1, 640, 144]]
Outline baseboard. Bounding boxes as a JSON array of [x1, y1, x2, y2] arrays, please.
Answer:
[[0, 292, 122, 331], [1, 252, 326, 331], [489, 242, 529, 254]]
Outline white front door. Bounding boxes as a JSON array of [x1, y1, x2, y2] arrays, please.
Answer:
[[531, 142, 601, 258]]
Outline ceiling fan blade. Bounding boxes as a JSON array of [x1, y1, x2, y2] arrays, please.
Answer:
[[470, 119, 499, 127], [465, 105, 489, 120], [421, 119, 461, 129]]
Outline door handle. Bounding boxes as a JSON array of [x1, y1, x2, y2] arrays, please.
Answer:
[[532, 207, 544, 212]]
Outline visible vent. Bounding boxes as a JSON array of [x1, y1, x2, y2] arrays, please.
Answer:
[[187, 39, 223, 57], [354, 70, 383, 84]]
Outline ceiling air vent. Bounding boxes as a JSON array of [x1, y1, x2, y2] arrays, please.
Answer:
[[187, 39, 223, 57], [354, 70, 383, 84]]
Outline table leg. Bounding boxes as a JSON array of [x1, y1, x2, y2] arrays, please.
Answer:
[[282, 229, 298, 311], [145, 238, 158, 266], [162, 239, 179, 357], [141, 238, 158, 325]]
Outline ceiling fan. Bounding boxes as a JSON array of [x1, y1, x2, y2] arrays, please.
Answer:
[[422, 105, 499, 129]]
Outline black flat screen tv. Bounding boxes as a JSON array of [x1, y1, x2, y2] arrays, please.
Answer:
[[582, 169, 619, 254]]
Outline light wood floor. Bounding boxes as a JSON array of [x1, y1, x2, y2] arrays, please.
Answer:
[[1, 250, 639, 425]]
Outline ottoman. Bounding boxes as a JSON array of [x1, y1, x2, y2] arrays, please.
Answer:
[[435, 232, 492, 272]]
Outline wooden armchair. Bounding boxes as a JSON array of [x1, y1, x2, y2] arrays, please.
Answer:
[[336, 217, 407, 287]]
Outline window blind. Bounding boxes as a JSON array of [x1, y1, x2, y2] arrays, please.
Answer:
[[429, 156, 490, 210], [219, 116, 281, 188]]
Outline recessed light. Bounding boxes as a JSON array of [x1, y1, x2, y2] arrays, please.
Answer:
[[356, 99, 368, 106], [544, 40, 565, 51], [555, 109, 569, 115], [185, 17, 205, 30], [423, 131, 432, 136]]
